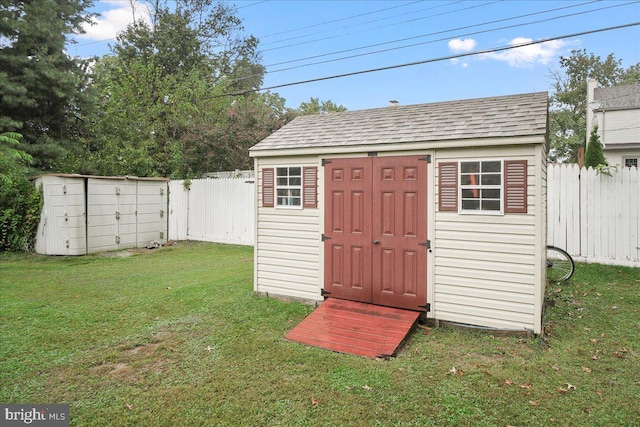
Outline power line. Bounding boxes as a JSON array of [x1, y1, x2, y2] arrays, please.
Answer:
[[215, 22, 640, 99], [256, 0, 427, 40], [227, 0, 629, 85], [261, 1, 500, 52], [258, 0, 463, 47], [264, 0, 602, 68]]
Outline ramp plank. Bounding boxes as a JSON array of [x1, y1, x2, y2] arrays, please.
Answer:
[[284, 298, 420, 358]]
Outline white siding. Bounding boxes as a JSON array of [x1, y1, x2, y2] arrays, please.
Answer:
[[434, 146, 544, 333], [255, 157, 322, 302], [601, 109, 640, 146]]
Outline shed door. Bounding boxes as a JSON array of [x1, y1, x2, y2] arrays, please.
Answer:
[[324, 156, 428, 311]]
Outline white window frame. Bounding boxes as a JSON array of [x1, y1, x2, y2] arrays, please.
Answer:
[[459, 159, 504, 215], [275, 166, 303, 209]]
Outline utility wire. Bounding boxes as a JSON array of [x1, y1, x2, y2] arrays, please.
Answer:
[[258, 0, 463, 47], [265, 1, 635, 75], [264, 0, 601, 68], [257, 0, 427, 40], [261, 1, 500, 52], [214, 22, 640, 99]]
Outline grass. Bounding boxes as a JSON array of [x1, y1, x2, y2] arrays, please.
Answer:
[[1, 241, 638, 426]]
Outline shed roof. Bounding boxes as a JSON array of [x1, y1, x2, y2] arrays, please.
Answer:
[[250, 91, 548, 153], [594, 83, 640, 110]]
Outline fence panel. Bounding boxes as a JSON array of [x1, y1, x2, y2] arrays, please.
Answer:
[[547, 164, 639, 267], [168, 178, 255, 245]]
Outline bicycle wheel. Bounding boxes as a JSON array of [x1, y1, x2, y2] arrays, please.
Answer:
[[546, 245, 575, 282]]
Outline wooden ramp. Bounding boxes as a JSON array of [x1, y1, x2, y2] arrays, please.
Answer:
[[284, 298, 420, 359]]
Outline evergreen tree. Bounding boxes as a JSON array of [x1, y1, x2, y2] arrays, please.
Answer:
[[0, 0, 95, 172], [584, 126, 607, 168]]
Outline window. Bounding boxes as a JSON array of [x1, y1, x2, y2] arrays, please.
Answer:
[[438, 160, 527, 214], [276, 167, 302, 207], [624, 158, 638, 168], [460, 160, 502, 213]]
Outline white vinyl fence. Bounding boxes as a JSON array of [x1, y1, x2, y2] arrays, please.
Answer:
[[169, 178, 254, 245], [168, 166, 639, 267], [547, 164, 639, 267]]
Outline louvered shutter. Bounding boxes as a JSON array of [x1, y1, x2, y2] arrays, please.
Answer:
[[504, 160, 527, 213], [438, 162, 458, 212], [303, 167, 318, 208], [262, 168, 274, 207]]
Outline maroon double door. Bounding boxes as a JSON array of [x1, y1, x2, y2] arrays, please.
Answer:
[[323, 155, 428, 312]]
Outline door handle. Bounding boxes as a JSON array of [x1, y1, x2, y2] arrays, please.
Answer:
[[372, 240, 380, 244]]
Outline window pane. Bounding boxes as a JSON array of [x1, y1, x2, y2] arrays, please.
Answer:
[[482, 161, 501, 173], [482, 189, 500, 199], [277, 178, 288, 186], [290, 198, 301, 206], [289, 167, 301, 176], [462, 199, 480, 210], [276, 167, 288, 176], [277, 189, 289, 197], [290, 177, 301, 186], [482, 200, 501, 211], [625, 158, 638, 167], [462, 189, 479, 199], [460, 174, 479, 186], [481, 173, 501, 186], [291, 189, 300, 197], [461, 162, 479, 173]]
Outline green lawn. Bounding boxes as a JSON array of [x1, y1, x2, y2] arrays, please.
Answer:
[[1, 242, 638, 426]]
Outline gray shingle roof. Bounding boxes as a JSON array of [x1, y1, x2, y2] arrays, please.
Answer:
[[250, 92, 548, 152], [594, 83, 640, 110]]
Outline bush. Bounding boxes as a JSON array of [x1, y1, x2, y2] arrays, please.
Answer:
[[584, 126, 607, 168], [0, 133, 43, 252]]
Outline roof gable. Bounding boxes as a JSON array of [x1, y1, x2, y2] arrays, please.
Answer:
[[251, 92, 548, 152]]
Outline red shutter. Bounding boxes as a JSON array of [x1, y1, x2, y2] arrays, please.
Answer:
[[303, 166, 318, 208], [438, 162, 458, 212], [504, 160, 528, 213], [262, 168, 274, 207]]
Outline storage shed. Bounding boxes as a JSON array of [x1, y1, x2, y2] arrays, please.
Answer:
[[33, 174, 168, 255], [250, 92, 549, 334]]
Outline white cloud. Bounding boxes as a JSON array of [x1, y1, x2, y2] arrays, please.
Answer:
[[448, 38, 477, 53], [78, 1, 152, 41], [449, 58, 469, 68], [483, 37, 566, 67]]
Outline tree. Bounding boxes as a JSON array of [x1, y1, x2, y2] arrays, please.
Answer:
[[0, 0, 95, 172], [549, 49, 640, 163], [0, 132, 42, 252], [84, 0, 267, 178], [584, 126, 607, 168], [297, 97, 347, 115]]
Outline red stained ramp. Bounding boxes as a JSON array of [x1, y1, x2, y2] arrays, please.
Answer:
[[284, 298, 420, 359]]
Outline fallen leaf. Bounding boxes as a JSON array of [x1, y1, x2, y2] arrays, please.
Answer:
[[581, 366, 592, 373], [552, 365, 560, 371], [613, 352, 626, 359], [520, 382, 532, 389], [414, 348, 420, 354], [596, 292, 602, 297], [566, 383, 576, 390], [557, 387, 569, 393], [583, 407, 590, 414], [611, 306, 618, 309], [311, 397, 319, 406], [206, 346, 212, 352], [618, 347, 628, 353], [166, 287, 171, 290], [591, 355, 599, 360], [595, 390, 602, 396], [362, 385, 372, 391], [449, 366, 458, 375], [125, 404, 133, 411], [529, 400, 540, 407], [503, 379, 514, 386], [590, 339, 598, 344]]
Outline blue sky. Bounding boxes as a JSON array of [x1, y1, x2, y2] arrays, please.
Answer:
[[68, 0, 640, 111]]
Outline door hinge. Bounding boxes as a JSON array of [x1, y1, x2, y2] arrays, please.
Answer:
[[321, 234, 331, 241], [419, 155, 432, 163], [418, 240, 431, 249], [419, 303, 431, 312], [321, 289, 331, 296], [321, 159, 332, 166]]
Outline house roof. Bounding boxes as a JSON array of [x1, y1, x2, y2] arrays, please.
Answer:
[[250, 91, 548, 152], [594, 83, 640, 110]]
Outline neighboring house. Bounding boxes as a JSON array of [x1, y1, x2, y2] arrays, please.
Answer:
[[586, 79, 640, 167], [249, 92, 549, 334]]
